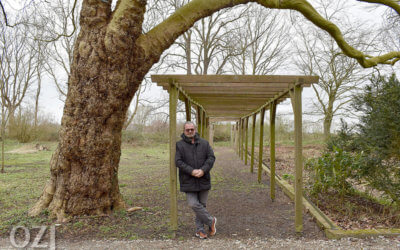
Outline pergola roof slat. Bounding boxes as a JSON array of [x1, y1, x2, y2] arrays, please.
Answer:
[[152, 74, 318, 121]]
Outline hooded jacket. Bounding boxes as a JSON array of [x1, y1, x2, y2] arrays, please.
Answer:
[[175, 132, 216, 192]]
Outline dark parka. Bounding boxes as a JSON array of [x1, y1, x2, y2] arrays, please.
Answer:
[[175, 133, 216, 192]]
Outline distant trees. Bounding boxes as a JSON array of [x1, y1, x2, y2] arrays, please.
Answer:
[[0, 18, 43, 172], [293, 1, 370, 140], [228, 5, 289, 75]]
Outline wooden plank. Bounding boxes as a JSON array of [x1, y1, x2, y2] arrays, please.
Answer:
[[258, 108, 266, 183], [180, 83, 294, 88], [158, 82, 293, 88], [269, 101, 277, 200], [204, 106, 260, 111], [209, 117, 240, 122], [184, 87, 290, 93], [196, 99, 267, 105], [191, 93, 277, 98], [207, 110, 254, 115], [152, 74, 319, 84], [169, 82, 178, 232], [291, 85, 303, 233], [251, 114, 256, 174]]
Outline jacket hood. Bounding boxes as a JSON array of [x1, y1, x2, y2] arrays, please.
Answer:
[[181, 132, 200, 144]]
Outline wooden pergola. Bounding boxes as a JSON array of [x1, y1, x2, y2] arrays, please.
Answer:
[[151, 74, 319, 234]]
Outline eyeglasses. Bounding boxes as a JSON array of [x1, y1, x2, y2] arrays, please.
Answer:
[[185, 129, 195, 132]]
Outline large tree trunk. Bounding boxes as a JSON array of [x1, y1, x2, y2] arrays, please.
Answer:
[[29, 0, 150, 221]]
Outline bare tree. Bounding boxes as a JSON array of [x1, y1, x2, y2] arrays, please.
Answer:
[[42, 0, 80, 101], [229, 5, 290, 75], [293, 1, 373, 139], [0, 20, 40, 172]]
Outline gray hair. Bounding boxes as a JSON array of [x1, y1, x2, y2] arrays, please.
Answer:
[[183, 121, 197, 130]]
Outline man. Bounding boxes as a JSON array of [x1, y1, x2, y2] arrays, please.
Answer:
[[175, 121, 217, 239]]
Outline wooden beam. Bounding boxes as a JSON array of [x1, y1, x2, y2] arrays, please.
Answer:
[[290, 85, 303, 233], [207, 110, 257, 115], [251, 114, 256, 174], [192, 93, 277, 98], [209, 117, 241, 122], [178, 83, 293, 89], [258, 108, 265, 183], [204, 106, 260, 111], [168, 82, 178, 232], [152, 74, 319, 84], [185, 89, 289, 95], [269, 101, 277, 200]]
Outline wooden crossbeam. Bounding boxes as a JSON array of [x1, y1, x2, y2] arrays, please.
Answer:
[[152, 74, 318, 84]]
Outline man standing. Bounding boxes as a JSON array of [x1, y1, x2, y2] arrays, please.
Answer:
[[175, 121, 217, 239]]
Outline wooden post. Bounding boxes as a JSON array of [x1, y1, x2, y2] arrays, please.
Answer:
[[251, 114, 256, 175], [184, 98, 191, 121], [241, 118, 245, 161], [202, 110, 206, 138], [290, 85, 303, 233], [169, 82, 178, 232], [205, 117, 210, 143], [197, 106, 202, 135], [245, 117, 249, 166], [239, 119, 242, 158], [209, 123, 214, 147], [257, 108, 265, 183], [231, 124, 234, 147], [235, 122, 239, 155], [270, 101, 277, 201]]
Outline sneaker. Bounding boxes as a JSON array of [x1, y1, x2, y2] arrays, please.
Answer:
[[209, 217, 217, 236], [195, 231, 207, 239]]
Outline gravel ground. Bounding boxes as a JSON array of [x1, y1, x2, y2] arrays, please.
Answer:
[[1, 236, 400, 249]]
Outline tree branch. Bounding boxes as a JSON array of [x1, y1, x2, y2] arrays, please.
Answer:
[[137, 0, 251, 63], [258, 0, 400, 67]]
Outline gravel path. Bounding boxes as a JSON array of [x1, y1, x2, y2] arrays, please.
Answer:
[[1, 236, 400, 249]]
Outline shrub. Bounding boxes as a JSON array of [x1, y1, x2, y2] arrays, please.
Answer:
[[308, 74, 400, 204], [305, 146, 363, 197]]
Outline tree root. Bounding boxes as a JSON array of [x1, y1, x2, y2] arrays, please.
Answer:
[[28, 179, 55, 217]]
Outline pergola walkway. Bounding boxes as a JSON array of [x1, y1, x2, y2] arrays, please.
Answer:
[[151, 74, 319, 234]]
